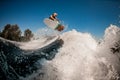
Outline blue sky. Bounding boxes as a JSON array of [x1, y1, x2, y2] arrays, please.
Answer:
[[0, 0, 120, 37]]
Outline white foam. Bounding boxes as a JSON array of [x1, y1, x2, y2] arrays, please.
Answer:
[[34, 25, 120, 80]]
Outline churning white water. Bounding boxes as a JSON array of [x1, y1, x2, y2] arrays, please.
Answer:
[[24, 25, 120, 80]]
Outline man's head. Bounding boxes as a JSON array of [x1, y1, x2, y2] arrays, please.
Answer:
[[53, 13, 58, 17]]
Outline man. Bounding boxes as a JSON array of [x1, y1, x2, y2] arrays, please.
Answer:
[[49, 13, 64, 31], [49, 13, 59, 21]]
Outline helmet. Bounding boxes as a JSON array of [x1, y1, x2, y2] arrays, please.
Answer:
[[53, 13, 58, 16]]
